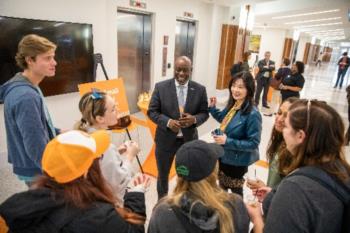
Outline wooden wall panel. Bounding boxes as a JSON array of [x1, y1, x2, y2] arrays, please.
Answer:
[[282, 38, 293, 60], [216, 25, 250, 90], [216, 24, 240, 89], [323, 47, 333, 62], [303, 42, 311, 64]]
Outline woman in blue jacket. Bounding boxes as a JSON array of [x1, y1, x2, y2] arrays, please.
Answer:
[[209, 71, 262, 196]]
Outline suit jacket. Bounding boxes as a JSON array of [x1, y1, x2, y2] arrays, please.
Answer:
[[147, 78, 209, 149], [257, 59, 275, 79]]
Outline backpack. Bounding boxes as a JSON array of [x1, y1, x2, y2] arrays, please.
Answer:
[[230, 62, 242, 77], [289, 166, 350, 233]]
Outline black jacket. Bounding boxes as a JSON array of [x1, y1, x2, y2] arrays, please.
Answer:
[[0, 188, 145, 233]]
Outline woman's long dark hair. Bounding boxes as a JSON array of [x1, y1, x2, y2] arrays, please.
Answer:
[[282, 99, 350, 182], [34, 160, 146, 225], [267, 97, 298, 162], [226, 71, 255, 115]]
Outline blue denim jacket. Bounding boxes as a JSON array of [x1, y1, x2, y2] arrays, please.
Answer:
[[209, 104, 262, 166]]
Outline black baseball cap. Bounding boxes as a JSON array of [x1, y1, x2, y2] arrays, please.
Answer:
[[175, 140, 224, 182]]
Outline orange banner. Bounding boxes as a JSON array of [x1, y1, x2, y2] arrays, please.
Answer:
[[78, 78, 130, 118]]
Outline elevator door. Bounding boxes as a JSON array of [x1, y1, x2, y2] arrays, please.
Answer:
[[174, 20, 196, 63], [117, 11, 151, 113]]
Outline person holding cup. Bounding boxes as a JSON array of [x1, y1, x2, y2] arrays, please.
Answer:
[[75, 90, 140, 203], [247, 97, 299, 193], [209, 71, 262, 196], [247, 100, 350, 233]]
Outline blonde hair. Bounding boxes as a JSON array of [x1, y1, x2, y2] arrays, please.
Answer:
[[15, 34, 56, 69], [74, 91, 107, 132], [166, 165, 235, 233]]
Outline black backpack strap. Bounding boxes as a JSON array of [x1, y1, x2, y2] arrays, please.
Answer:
[[170, 205, 203, 233], [289, 166, 350, 204], [289, 166, 350, 233]]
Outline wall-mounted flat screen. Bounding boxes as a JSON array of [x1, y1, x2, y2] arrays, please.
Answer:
[[0, 16, 94, 96]]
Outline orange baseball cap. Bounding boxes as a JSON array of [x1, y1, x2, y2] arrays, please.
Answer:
[[42, 130, 110, 183]]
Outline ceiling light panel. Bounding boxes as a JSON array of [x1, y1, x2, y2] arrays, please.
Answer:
[[272, 9, 340, 20], [296, 22, 343, 29], [285, 17, 341, 25]]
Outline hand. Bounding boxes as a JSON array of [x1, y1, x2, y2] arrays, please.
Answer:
[[247, 179, 266, 191], [213, 134, 227, 145], [279, 84, 288, 90], [168, 119, 181, 133], [209, 97, 217, 107], [245, 203, 264, 232], [123, 141, 140, 162], [255, 186, 272, 203], [59, 129, 69, 134], [128, 174, 151, 193], [179, 113, 196, 128], [117, 144, 127, 155]]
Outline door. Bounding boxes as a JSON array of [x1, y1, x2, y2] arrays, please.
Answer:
[[117, 10, 151, 113], [174, 20, 196, 63]]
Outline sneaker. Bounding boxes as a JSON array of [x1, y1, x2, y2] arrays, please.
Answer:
[[263, 105, 270, 109]]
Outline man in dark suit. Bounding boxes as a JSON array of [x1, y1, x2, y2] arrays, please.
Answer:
[[147, 56, 209, 199], [254, 51, 275, 108]]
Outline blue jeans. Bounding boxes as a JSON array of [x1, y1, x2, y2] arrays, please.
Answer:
[[334, 68, 348, 88]]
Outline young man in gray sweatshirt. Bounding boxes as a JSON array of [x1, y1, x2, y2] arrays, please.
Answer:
[[0, 34, 59, 186]]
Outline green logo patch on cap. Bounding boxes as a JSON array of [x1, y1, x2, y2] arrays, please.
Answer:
[[176, 165, 189, 176]]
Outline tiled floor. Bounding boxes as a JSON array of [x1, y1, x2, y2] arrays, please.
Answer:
[[0, 61, 349, 223]]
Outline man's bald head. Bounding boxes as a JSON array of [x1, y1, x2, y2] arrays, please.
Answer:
[[174, 56, 192, 85]]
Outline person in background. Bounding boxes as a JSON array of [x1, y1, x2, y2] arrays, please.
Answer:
[[247, 97, 298, 192], [315, 52, 323, 67], [241, 51, 252, 72], [266, 58, 292, 116], [231, 51, 252, 77], [274, 58, 291, 87], [346, 85, 350, 145], [0, 34, 60, 186], [0, 130, 149, 233], [209, 71, 262, 196], [254, 51, 275, 109], [279, 61, 305, 102], [334, 52, 350, 89], [148, 56, 209, 199], [247, 100, 350, 233], [148, 140, 250, 233], [75, 91, 139, 203]]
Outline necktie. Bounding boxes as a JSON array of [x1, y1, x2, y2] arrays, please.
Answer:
[[178, 85, 185, 108], [36, 87, 56, 138]]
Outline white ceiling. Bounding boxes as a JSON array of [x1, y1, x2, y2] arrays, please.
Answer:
[[203, 0, 350, 43]]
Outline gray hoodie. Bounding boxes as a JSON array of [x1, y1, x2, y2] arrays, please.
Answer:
[[0, 73, 54, 177], [148, 193, 250, 233]]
